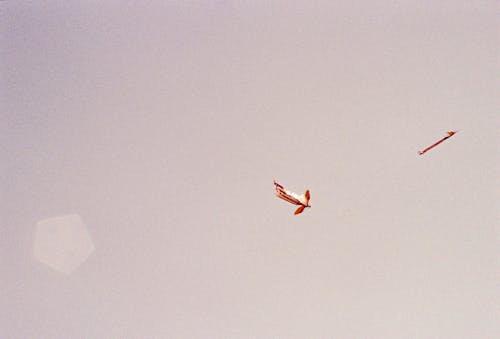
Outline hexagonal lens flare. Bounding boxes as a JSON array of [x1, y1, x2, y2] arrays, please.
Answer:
[[33, 214, 94, 274]]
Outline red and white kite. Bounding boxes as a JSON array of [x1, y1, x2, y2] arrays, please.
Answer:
[[274, 180, 311, 215], [419, 131, 458, 155]]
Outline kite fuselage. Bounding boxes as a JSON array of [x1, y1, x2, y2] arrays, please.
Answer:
[[419, 131, 457, 155]]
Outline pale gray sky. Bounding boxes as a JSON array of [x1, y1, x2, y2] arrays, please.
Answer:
[[1, 1, 498, 338]]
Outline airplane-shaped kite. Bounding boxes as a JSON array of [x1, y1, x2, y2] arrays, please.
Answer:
[[274, 180, 311, 215], [419, 131, 458, 155]]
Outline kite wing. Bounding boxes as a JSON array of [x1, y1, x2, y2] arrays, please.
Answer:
[[275, 190, 302, 205], [274, 180, 303, 205]]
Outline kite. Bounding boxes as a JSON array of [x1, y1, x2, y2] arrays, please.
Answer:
[[274, 180, 311, 215], [418, 131, 458, 155]]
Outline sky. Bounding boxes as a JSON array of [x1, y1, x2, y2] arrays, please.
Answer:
[[1, 1, 498, 338]]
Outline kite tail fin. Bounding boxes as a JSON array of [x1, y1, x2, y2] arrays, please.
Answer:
[[294, 205, 306, 215], [304, 190, 311, 204]]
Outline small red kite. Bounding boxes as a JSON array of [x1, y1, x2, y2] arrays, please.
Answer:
[[274, 180, 311, 215], [419, 131, 458, 155]]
